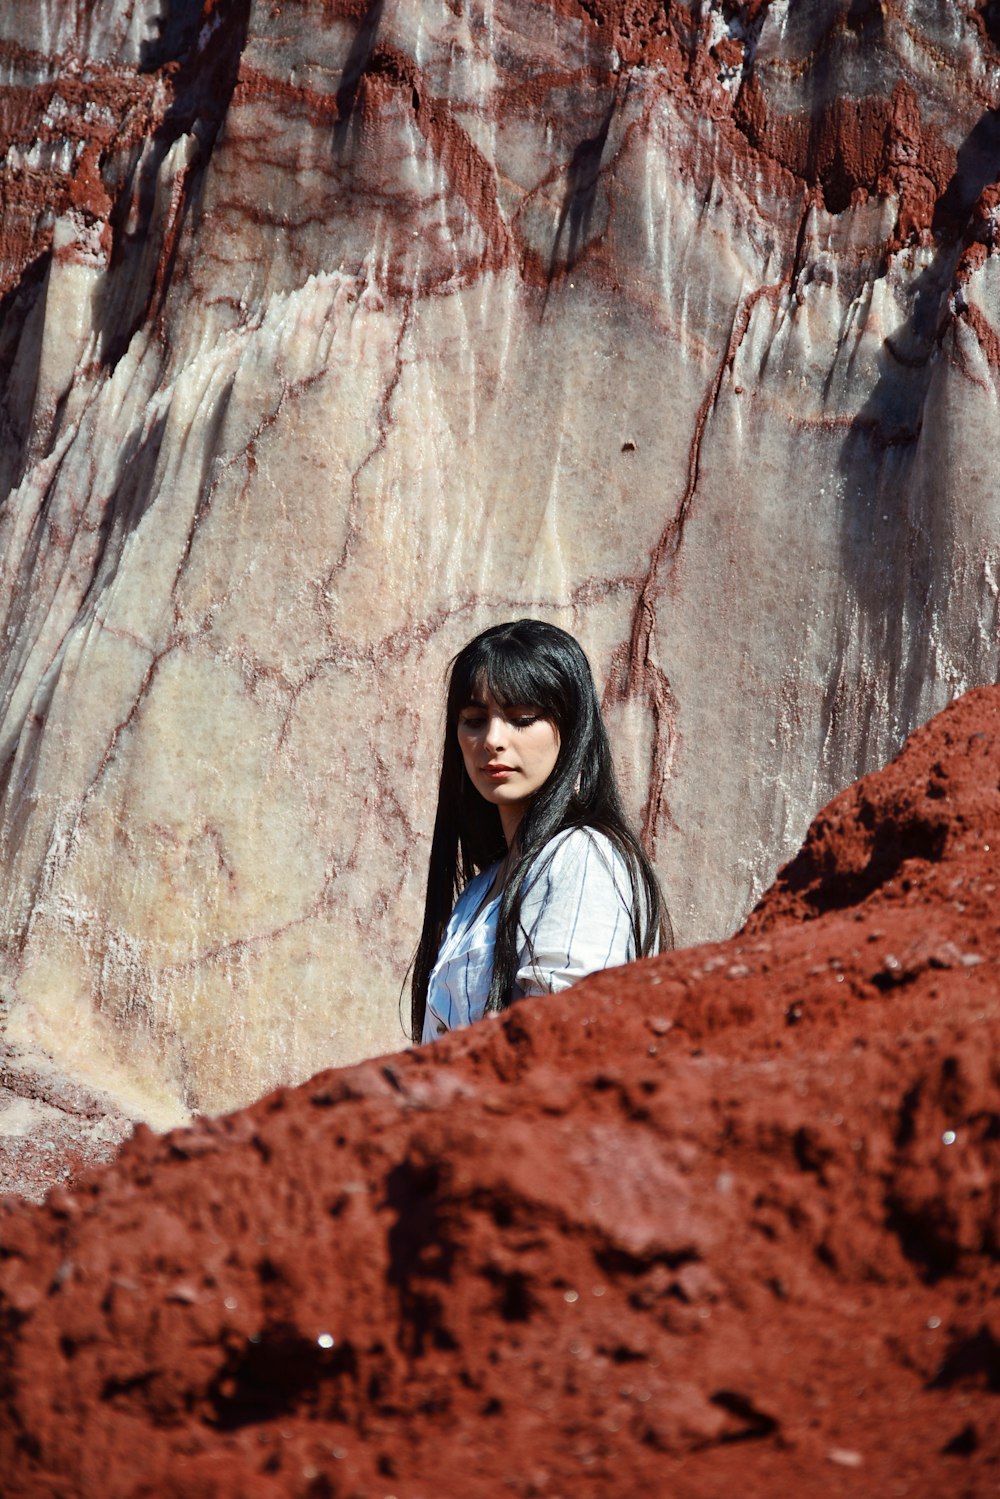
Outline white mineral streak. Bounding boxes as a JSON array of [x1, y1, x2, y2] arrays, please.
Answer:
[[0, 0, 998, 1127], [0, 0, 165, 66]]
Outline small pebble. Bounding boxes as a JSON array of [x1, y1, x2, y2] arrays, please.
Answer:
[[827, 1449, 863, 1468]]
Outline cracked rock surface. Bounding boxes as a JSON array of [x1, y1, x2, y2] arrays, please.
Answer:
[[1, 686, 999, 1496]]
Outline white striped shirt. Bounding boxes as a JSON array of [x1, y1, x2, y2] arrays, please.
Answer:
[[422, 827, 640, 1043]]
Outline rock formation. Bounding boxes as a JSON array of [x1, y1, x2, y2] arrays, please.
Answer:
[[1, 684, 998, 1497], [1, 1, 999, 1131]]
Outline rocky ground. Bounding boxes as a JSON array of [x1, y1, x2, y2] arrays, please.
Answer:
[[1, 684, 999, 1498], [0, 1043, 135, 1204]]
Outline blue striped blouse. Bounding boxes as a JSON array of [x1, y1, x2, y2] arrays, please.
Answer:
[[422, 827, 639, 1043]]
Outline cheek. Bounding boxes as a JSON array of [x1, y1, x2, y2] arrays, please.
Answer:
[[457, 732, 477, 769], [535, 728, 560, 774]]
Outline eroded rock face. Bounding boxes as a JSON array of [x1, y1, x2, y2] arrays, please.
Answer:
[[1, 686, 998, 1496], [1, 2, 999, 1125]]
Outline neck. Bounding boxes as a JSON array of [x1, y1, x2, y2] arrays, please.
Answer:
[[499, 805, 523, 850]]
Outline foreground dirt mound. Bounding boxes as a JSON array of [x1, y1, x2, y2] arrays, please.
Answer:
[[2, 688, 999, 1499]]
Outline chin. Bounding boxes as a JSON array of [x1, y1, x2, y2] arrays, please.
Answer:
[[480, 786, 512, 806]]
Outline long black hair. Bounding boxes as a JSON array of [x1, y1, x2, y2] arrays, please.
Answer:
[[410, 619, 672, 1041]]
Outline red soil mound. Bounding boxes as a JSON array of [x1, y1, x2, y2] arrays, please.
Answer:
[[1, 688, 999, 1498]]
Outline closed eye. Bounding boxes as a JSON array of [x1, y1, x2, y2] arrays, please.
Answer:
[[457, 704, 544, 730], [507, 703, 543, 727]]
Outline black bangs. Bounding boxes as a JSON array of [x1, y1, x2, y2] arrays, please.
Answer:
[[448, 624, 572, 723]]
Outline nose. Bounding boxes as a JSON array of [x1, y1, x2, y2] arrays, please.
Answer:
[[483, 714, 507, 752]]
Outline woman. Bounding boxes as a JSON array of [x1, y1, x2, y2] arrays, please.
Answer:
[[411, 619, 671, 1043]]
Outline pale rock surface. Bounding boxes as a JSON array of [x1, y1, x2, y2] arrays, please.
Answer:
[[0, 0, 998, 1135]]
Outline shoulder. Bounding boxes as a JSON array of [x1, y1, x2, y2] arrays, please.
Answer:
[[464, 862, 499, 895], [524, 826, 629, 894], [452, 862, 499, 916]]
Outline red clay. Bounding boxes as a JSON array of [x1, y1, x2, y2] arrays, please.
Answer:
[[1, 686, 998, 1498]]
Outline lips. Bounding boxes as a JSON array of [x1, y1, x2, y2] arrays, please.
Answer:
[[482, 764, 514, 778]]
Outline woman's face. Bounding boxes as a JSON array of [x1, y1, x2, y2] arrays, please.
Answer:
[[457, 687, 560, 836]]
